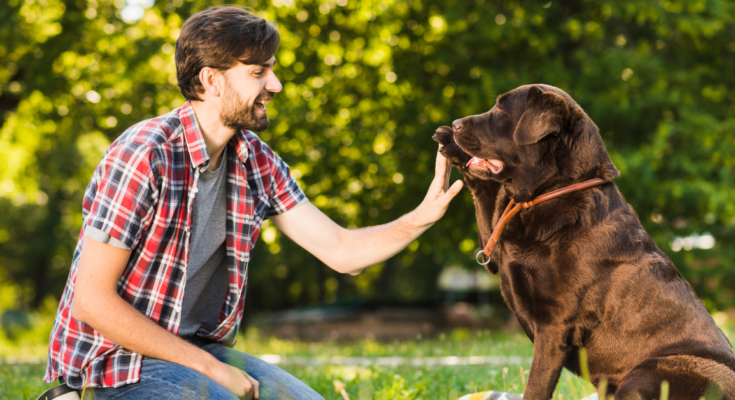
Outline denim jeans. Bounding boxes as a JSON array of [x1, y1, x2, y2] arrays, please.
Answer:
[[88, 337, 324, 400]]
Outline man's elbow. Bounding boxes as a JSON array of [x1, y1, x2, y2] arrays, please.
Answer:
[[72, 295, 88, 323], [327, 230, 361, 273], [323, 258, 349, 274], [72, 290, 101, 324], [323, 254, 365, 275]]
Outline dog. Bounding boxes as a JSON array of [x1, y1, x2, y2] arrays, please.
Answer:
[[433, 84, 735, 400]]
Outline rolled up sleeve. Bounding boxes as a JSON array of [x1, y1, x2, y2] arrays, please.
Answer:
[[83, 141, 158, 249]]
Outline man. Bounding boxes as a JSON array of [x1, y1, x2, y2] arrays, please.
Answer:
[[44, 5, 463, 399]]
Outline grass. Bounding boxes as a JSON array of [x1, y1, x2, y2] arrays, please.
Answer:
[[3, 314, 735, 399]]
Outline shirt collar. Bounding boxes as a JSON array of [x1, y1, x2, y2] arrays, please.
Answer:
[[230, 128, 253, 166], [179, 101, 252, 170]]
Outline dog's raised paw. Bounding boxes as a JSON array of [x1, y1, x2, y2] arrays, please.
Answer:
[[432, 126, 455, 147], [433, 126, 471, 168]]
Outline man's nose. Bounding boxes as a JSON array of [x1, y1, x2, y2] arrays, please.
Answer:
[[452, 119, 463, 132], [266, 71, 283, 93]]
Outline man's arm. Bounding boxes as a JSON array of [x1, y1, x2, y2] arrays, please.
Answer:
[[271, 152, 463, 275], [72, 237, 259, 399]]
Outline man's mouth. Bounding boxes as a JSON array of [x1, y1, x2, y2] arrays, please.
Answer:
[[467, 157, 504, 174], [254, 100, 267, 111]]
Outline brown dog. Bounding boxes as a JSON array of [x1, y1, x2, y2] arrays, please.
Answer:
[[433, 84, 735, 400]]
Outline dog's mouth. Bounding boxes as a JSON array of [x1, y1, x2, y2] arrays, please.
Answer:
[[467, 157, 504, 174]]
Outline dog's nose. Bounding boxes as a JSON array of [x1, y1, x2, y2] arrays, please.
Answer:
[[452, 119, 463, 132]]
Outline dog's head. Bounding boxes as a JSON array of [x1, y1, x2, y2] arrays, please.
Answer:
[[452, 84, 620, 202]]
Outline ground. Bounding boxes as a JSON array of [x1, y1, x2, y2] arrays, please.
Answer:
[[3, 315, 734, 399]]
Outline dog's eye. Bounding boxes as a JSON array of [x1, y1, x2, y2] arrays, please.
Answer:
[[496, 107, 504, 113]]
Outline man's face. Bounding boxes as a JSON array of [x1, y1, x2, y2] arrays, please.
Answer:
[[219, 56, 282, 133]]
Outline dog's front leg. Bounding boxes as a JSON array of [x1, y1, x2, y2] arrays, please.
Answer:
[[524, 334, 569, 400], [465, 176, 501, 253], [433, 126, 502, 271]]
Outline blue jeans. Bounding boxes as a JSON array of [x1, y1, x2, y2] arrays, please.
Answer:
[[88, 337, 324, 400]]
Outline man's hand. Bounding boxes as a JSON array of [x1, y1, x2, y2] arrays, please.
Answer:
[[411, 150, 464, 228], [210, 361, 260, 399]]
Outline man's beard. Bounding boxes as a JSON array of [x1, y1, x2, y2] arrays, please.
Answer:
[[219, 77, 272, 133]]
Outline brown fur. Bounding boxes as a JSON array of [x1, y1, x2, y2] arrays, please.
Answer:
[[433, 84, 735, 400]]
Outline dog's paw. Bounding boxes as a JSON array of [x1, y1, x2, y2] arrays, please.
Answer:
[[433, 126, 472, 168], [432, 126, 455, 147]]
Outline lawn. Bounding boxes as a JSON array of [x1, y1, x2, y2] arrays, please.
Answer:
[[3, 315, 734, 399]]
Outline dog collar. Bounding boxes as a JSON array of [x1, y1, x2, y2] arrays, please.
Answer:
[[476, 178, 610, 270]]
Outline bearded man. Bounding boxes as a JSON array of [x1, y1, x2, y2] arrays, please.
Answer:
[[43, 5, 463, 400]]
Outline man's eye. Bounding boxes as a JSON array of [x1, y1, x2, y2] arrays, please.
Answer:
[[254, 70, 263, 76]]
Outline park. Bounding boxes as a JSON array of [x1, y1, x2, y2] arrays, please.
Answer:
[[1, 0, 735, 398]]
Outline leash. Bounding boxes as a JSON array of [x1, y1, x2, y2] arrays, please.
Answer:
[[476, 178, 610, 270]]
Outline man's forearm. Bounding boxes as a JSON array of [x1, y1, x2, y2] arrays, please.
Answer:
[[271, 153, 463, 275], [74, 292, 218, 377], [331, 209, 429, 274]]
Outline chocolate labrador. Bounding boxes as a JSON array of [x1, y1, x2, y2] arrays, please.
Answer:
[[433, 84, 735, 400]]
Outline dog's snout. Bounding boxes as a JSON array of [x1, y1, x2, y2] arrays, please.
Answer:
[[452, 119, 463, 132]]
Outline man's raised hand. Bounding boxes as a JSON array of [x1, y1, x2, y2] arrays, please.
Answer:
[[412, 149, 464, 228]]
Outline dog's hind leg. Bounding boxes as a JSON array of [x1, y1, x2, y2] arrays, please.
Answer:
[[615, 356, 735, 400]]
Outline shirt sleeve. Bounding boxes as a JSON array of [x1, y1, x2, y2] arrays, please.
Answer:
[[263, 146, 307, 218], [83, 141, 158, 249], [84, 226, 132, 250]]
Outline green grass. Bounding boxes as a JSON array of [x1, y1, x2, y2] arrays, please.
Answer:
[[0, 327, 593, 400], [3, 315, 735, 399]]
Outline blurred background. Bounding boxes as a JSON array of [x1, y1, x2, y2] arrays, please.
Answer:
[[1, 0, 735, 343]]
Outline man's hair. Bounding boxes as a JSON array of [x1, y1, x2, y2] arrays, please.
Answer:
[[175, 6, 280, 101]]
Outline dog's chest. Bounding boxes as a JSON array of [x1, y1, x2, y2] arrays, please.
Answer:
[[494, 233, 576, 334]]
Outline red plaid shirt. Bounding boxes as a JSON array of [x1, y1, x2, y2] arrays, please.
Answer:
[[44, 101, 306, 389]]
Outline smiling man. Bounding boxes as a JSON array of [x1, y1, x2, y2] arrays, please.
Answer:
[[43, 5, 463, 400]]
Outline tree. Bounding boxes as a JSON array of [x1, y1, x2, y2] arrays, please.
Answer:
[[1, 0, 734, 313]]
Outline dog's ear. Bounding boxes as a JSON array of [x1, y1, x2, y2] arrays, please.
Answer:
[[513, 86, 570, 146]]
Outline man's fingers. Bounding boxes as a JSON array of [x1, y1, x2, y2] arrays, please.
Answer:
[[429, 151, 449, 194], [441, 180, 464, 201], [248, 375, 260, 399], [443, 158, 452, 192], [435, 149, 448, 177]]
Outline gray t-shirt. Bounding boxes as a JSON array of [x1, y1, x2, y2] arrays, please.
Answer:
[[85, 153, 229, 336]]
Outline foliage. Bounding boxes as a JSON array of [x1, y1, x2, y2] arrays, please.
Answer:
[[1, 0, 735, 314]]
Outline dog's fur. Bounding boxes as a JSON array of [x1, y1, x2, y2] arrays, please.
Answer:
[[433, 84, 735, 400]]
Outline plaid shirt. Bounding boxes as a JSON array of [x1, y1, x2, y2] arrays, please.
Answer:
[[44, 101, 306, 389]]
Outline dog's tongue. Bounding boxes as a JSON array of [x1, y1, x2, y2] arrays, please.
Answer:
[[467, 157, 504, 174]]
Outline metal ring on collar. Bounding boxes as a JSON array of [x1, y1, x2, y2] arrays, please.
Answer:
[[476, 250, 492, 265]]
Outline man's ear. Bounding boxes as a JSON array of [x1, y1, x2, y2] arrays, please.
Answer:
[[513, 86, 570, 146], [199, 67, 223, 98]]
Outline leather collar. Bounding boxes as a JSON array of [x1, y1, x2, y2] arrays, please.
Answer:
[[476, 178, 610, 270]]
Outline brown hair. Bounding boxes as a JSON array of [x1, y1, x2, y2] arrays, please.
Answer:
[[175, 6, 280, 101]]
